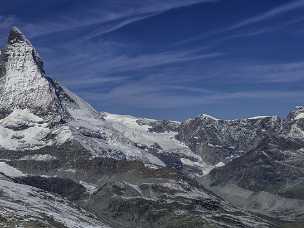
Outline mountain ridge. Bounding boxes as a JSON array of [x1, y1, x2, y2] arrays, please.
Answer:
[[0, 27, 303, 228]]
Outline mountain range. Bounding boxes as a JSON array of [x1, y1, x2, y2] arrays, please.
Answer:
[[0, 27, 303, 228]]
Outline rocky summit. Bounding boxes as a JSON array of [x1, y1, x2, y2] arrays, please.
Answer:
[[0, 28, 303, 228]]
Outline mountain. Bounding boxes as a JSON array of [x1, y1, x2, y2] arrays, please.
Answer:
[[0, 27, 63, 119], [176, 114, 283, 165], [176, 110, 304, 223], [0, 27, 302, 228]]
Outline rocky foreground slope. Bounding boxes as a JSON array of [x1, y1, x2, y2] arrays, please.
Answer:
[[0, 27, 303, 228]]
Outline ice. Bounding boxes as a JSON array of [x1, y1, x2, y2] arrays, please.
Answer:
[[104, 113, 177, 150]]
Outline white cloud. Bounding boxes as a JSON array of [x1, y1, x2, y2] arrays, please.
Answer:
[[175, 1, 304, 47], [228, 0, 304, 31], [0, 0, 218, 40], [81, 83, 304, 109], [74, 59, 304, 110]]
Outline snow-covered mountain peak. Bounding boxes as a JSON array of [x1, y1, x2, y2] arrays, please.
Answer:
[[0, 27, 61, 117], [287, 105, 304, 121], [0, 27, 97, 121], [8, 26, 32, 45], [199, 113, 219, 121]]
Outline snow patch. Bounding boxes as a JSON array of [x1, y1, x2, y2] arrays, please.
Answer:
[[54, 126, 73, 144], [0, 110, 73, 150], [19, 154, 57, 161], [64, 169, 76, 173], [0, 109, 44, 128], [200, 114, 219, 121], [104, 113, 185, 150], [207, 143, 223, 148], [247, 116, 272, 120], [0, 124, 51, 150], [215, 162, 225, 168], [80, 181, 98, 194], [0, 162, 25, 177], [180, 158, 213, 175], [288, 123, 304, 138], [295, 112, 304, 120]]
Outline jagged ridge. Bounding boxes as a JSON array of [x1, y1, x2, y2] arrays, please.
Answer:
[[1, 27, 303, 227]]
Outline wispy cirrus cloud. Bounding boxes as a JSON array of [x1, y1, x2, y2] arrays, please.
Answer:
[[0, 0, 219, 41], [81, 82, 304, 110], [239, 61, 304, 83], [90, 50, 222, 75], [46, 41, 222, 89], [73, 58, 304, 112], [227, 0, 304, 31], [175, 0, 304, 47]]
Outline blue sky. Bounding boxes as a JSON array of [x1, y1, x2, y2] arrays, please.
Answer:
[[1, 0, 304, 120]]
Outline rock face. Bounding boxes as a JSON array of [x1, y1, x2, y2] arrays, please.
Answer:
[[207, 135, 304, 198], [0, 174, 109, 228], [0, 27, 99, 122], [0, 27, 302, 228], [177, 112, 304, 222], [0, 27, 61, 118], [176, 114, 283, 165]]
